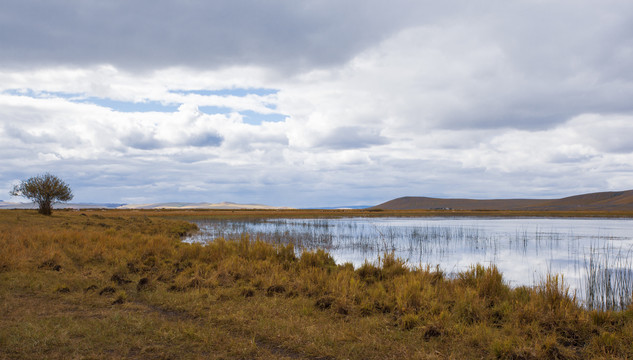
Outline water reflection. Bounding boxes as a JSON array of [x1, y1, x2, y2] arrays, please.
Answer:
[[185, 217, 633, 309]]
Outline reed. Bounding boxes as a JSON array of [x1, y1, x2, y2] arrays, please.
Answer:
[[583, 244, 633, 311], [188, 216, 633, 310]]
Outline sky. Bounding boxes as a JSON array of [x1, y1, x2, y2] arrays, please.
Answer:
[[1, 0, 633, 207]]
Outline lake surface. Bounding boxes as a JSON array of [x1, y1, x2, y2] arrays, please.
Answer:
[[186, 217, 633, 309]]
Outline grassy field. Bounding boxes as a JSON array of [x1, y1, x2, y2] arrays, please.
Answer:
[[1, 209, 633, 359]]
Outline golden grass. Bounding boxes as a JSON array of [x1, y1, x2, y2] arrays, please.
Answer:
[[139, 207, 633, 220], [1, 209, 633, 359]]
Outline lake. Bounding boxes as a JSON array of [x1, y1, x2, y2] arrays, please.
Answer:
[[185, 217, 633, 309]]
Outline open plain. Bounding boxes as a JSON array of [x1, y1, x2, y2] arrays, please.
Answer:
[[1, 209, 633, 359]]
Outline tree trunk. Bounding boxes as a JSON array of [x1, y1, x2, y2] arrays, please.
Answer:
[[38, 201, 52, 216]]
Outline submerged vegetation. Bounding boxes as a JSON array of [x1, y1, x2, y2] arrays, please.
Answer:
[[1, 209, 633, 359]]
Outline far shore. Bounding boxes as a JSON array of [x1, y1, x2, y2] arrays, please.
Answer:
[[3, 208, 631, 219]]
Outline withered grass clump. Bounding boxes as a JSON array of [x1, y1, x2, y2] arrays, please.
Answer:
[[1, 209, 633, 359]]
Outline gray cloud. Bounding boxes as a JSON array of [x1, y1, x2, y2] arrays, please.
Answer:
[[120, 131, 164, 150], [3, 124, 59, 144], [187, 132, 224, 148], [0, 0, 435, 72], [316, 126, 388, 150], [120, 129, 224, 150]]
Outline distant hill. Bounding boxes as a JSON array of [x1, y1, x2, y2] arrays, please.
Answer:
[[117, 202, 293, 210], [0, 201, 291, 210], [311, 205, 373, 210], [370, 190, 633, 211], [0, 201, 123, 210]]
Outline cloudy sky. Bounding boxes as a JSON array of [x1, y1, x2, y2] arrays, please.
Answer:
[[1, 0, 633, 207]]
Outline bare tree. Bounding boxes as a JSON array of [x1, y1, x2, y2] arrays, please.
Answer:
[[10, 173, 74, 215]]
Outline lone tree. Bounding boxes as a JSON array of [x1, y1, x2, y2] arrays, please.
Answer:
[[10, 173, 73, 215]]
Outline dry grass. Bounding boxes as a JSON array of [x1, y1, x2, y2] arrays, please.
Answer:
[[155, 208, 633, 220], [1, 209, 633, 359]]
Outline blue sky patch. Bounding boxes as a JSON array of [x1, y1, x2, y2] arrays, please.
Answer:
[[78, 97, 180, 113], [3, 89, 179, 113], [199, 105, 232, 115], [4, 89, 83, 99], [3, 88, 283, 115], [198, 107, 287, 125], [169, 88, 278, 97], [240, 110, 287, 125]]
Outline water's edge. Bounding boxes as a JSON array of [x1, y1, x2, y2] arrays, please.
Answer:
[[185, 217, 633, 310]]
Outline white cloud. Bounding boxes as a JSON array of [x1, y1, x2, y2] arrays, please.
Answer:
[[2, 1, 633, 206]]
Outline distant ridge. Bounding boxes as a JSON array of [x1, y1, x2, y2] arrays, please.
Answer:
[[0, 201, 123, 210], [371, 190, 633, 211], [117, 202, 293, 210], [0, 201, 291, 210]]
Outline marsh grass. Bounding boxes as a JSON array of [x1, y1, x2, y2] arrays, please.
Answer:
[[190, 217, 633, 309], [584, 244, 633, 311], [1, 209, 633, 359]]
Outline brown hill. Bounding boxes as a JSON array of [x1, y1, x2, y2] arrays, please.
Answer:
[[524, 190, 633, 211], [371, 190, 633, 211]]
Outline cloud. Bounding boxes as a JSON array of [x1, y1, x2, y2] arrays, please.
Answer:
[[314, 126, 388, 150], [187, 132, 224, 148], [3, 124, 59, 144], [278, 16, 633, 135], [564, 114, 633, 154], [120, 131, 164, 150], [0, 0, 433, 73], [2, 1, 633, 207]]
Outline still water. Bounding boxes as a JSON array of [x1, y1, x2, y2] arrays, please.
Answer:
[[186, 217, 633, 308]]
